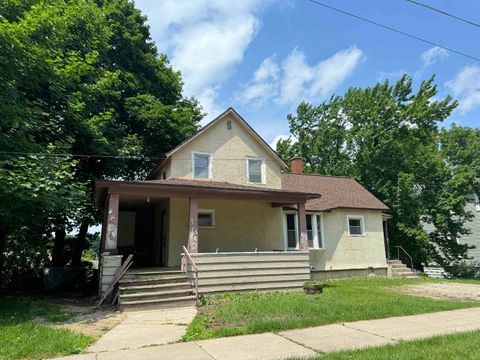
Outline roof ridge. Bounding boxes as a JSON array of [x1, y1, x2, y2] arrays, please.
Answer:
[[282, 172, 354, 180]]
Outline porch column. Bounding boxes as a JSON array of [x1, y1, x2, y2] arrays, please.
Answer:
[[187, 197, 199, 253], [104, 193, 119, 254], [297, 202, 309, 251]]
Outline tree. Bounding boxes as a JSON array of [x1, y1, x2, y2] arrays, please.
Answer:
[[0, 0, 203, 287], [277, 75, 477, 266]]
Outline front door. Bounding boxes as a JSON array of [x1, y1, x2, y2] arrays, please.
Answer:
[[134, 208, 155, 266]]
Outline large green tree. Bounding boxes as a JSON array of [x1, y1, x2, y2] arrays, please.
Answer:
[[0, 0, 202, 287], [277, 75, 477, 266]]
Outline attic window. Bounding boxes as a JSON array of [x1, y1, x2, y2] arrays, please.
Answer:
[[193, 152, 211, 179], [226, 120, 232, 130], [247, 158, 265, 184]]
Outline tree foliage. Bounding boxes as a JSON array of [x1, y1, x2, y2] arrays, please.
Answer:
[[0, 0, 203, 288], [277, 75, 478, 266]]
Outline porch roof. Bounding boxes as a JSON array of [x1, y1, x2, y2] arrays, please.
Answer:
[[94, 178, 320, 208]]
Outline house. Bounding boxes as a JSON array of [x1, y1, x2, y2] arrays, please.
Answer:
[[94, 108, 391, 308], [462, 193, 480, 261]]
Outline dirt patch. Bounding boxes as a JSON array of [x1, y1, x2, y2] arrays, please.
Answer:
[[46, 297, 125, 338], [398, 282, 480, 302]]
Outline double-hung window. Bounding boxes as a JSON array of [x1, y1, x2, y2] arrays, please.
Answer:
[[347, 216, 365, 236], [284, 212, 324, 250], [247, 158, 265, 184], [193, 152, 211, 179]]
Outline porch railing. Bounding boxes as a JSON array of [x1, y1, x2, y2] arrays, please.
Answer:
[[99, 254, 133, 306], [181, 246, 199, 302], [393, 246, 414, 271]]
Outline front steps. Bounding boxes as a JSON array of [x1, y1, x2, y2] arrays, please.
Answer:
[[189, 252, 311, 295], [387, 259, 418, 278], [119, 268, 196, 310]]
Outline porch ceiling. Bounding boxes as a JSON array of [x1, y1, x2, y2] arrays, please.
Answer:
[[94, 179, 320, 208]]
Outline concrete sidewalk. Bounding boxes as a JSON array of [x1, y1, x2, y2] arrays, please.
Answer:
[[52, 306, 480, 360]]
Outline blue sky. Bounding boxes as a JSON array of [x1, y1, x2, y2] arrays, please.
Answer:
[[136, 0, 480, 146]]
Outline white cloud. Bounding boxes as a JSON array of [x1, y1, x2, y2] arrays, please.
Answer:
[[269, 134, 290, 149], [446, 66, 480, 113], [421, 46, 449, 67], [235, 56, 280, 106], [136, 0, 265, 121], [236, 47, 363, 107]]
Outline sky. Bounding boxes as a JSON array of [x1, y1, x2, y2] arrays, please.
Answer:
[[135, 0, 480, 147]]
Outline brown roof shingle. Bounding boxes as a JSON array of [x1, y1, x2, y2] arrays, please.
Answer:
[[281, 173, 389, 212]]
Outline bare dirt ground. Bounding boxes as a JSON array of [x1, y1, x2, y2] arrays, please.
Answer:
[[48, 297, 125, 338], [398, 282, 480, 302]]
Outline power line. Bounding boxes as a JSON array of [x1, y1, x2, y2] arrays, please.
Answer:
[[304, 0, 480, 63], [405, 0, 480, 29]]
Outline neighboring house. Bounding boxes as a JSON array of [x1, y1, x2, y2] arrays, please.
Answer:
[[459, 193, 480, 261], [94, 108, 390, 300]]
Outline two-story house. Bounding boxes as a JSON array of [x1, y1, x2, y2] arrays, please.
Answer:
[[95, 108, 391, 309]]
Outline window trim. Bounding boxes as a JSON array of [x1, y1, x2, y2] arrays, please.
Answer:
[[283, 211, 325, 250], [198, 209, 215, 228], [246, 157, 266, 185], [347, 215, 365, 236], [192, 151, 212, 179]]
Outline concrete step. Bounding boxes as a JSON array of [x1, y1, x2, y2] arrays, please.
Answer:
[[119, 282, 191, 294], [199, 280, 305, 294], [194, 273, 310, 286], [392, 267, 415, 273], [387, 260, 403, 265], [389, 263, 409, 269], [120, 275, 188, 286], [191, 254, 310, 264], [194, 262, 311, 271], [120, 289, 193, 301], [120, 295, 197, 310]]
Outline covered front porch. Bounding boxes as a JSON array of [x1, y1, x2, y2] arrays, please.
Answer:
[[95, 179, 320, 268]]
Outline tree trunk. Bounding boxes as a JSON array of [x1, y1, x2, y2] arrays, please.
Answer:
[[51, 222, 66, 267], [0, 223, 6, 290], [71, 221, 89, 268]]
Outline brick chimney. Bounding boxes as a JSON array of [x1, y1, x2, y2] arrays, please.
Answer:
[[290, 156, 303, 174]]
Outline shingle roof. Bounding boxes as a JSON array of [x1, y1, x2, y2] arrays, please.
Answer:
[[144, 178, 319, 197], [281, 173, 389, 212]]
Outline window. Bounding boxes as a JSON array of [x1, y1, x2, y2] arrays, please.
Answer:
[[247, 158, 265, 184], [475, 193, 480, 212], [193, 152, 211, 179], [316, 214, 324, 248], [285, 213, 297, 249], [348, 216, 364, 236], [284, 212, 324, 250], [198, 210, 214, 228]]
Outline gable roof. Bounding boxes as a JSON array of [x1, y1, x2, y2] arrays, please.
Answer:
[[281, 173, 389, 212], [148, 107, 287, 179]]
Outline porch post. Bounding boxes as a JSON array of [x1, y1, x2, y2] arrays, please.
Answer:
[[297, 202, 308, 251], [104, 193, 119, 254], [187, 197, 198, 253]]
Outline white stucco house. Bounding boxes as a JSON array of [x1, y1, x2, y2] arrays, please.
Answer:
[[95, 108, 393, 308]]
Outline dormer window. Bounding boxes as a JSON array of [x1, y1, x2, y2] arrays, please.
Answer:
[[247, 157, 265, 184], [193, 152, 211, 179]]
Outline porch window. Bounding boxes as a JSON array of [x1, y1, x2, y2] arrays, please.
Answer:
[[284, 212, 324, 250], [348, 216, 364, 236], [247, 158, 265, 184], [198, 210, 214, 228], [193, 152, 211, 179]]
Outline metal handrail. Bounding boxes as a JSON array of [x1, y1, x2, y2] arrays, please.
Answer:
[[182, 246, 199, 302], [393, 246, 414, 271]]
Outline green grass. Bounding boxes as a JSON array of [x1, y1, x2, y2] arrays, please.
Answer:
[[0, 296, 94, 360], [183, 277, 480, 341], [309, 330, 480, 359]]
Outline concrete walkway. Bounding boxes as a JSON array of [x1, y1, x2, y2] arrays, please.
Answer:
[[52, 307, 480, 360]]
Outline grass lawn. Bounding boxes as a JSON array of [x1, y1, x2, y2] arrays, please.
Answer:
[[183, 277, 480, 341], [309, 330, 480, 359], [0, 296, 94, 360]]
